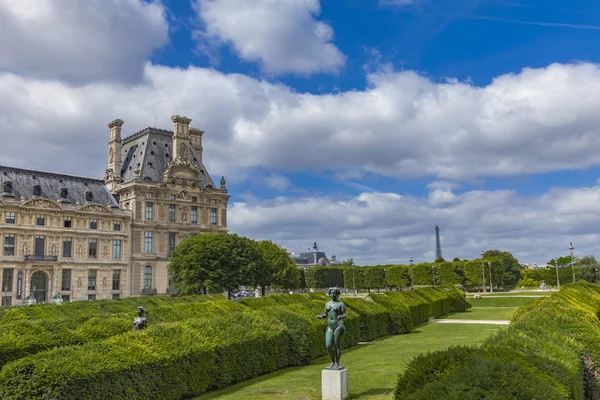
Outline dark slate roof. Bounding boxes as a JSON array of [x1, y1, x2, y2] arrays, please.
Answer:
[[291, 256, 310, 264], [298, 251, 327, 262], [0, 166, 119, 207], [120, 127, 215, 186]]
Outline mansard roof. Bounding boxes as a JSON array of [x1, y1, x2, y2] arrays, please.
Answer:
[[0, 165, 119, 207], [120, 127, 215, 186]]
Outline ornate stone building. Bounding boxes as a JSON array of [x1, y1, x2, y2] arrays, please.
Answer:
[[0, 115, 229, 305]]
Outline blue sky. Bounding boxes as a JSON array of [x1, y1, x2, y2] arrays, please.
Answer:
[[153, 0, 600, 200], [2, 0, 600, 265]]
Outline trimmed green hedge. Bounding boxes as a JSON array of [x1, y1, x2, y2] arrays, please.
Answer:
[[0, 286, 467, 399], [395, 281, 600, 399], [0, 294, 223, 367]]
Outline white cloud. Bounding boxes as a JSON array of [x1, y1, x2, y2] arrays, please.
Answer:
[[0, 0, 169, 83], [193, 0, 345, 75], [4, 62, 600, 185], [229, 186, 600, 265], [264, 174, 293, 191], [3, 61, 600, 189]]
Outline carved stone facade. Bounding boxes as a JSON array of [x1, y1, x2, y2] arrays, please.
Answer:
[[0, 115, 229, 305], [0, 170, 131, 305]]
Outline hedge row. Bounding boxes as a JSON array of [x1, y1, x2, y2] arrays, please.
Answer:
[[0, 287, 468, 399], [0, 294, 222, 368], [394, 281, 600, 399]]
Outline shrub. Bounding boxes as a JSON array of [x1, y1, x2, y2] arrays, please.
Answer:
[[395, 282, 600, 399], [305, 267, 344, 289], [343, 298, 389, 341], [0, 295, 224, 367]]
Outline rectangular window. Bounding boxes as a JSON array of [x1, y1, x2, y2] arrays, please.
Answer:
[[169, 204, 176, 222], [210, 208, 217, 225], [146, 192, 154, 198], [113, 222, 121, 231], [90, 219, 97, 230], [88, 270, 96, 291], [144, 266, 152, 289], [5, 212, 15, 224], [1, 296, 11, 307], [61, 269, 71, 291], [113, 240, 121, 259], [191, 206, 197, 224], [3, 234, 15, 256], [88, 294, 96, 301], [2, 268, 13, 292], [112, 294, 120, 300], [36, 214, 45, 226], [62, 237, 72, 258], [192, 196, 197, 203], [145, 202, 153, 220], [169, 194, 176, 200], [211, 199, 217, 205], [168, 232, 176, 253], [144, 231, 153, 253], [34, 236, 45, 257], [112, 270, 121, 291], [88, 239, 97, 258], [64, 217, 72, 228], [61, 295, 70, 303]]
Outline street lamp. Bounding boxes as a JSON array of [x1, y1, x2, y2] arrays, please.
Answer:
[[481, 251, 486, 293], [554, 260, 561, 291], [569, 242, 576, 283], [409, 257, 414, 290], [488, 261, 493, 293]]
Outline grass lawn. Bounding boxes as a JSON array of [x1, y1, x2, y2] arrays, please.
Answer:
[[194, 323, 507, 400], [442, 307, 517, 321], [467, 296, 543, 307], [467, 291, 552, 297]]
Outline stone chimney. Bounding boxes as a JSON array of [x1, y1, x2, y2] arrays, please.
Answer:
[[106, 119, 124, 191], [171, 115, 191, 160], [189, 127, 204, 163]]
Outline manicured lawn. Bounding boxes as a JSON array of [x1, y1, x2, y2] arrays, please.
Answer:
[[194, 323, 507, 400], [467, 296, 542, 307], [468, 291, 552, 297], [442, 307, 517, 321]]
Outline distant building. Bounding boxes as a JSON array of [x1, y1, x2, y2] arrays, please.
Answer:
[[290, 242, 342, 268], [522, 263, 548, 269]]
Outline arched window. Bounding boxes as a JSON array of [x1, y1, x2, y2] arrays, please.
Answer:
[[32, 185, 41, 197], [144, 266, 152, 289]]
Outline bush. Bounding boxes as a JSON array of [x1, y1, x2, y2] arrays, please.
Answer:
[[305, 267, 344, 289], [0, 294, 223, 367], [0, 286, 467, 399], [516, 277, 541, 288], [395, 282, 600, 399], [343, 298, 389, 341]]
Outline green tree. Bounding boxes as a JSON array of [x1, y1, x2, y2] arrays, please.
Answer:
[[255, 240, 300, 295], [169, 233, 261, 299], [483, 250, 521, 288], [436, 261, 462, 285]]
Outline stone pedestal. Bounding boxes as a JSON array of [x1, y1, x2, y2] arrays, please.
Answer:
[[322, 368, 348, 400]]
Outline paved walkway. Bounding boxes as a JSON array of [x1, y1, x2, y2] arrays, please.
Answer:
[[432, 319, 510, 325]]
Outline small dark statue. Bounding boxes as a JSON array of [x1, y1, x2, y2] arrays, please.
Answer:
[[317, 287, 347, 370], [133, 306, 147, 331]]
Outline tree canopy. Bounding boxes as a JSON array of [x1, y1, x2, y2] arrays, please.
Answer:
[[169, 234, 300, 297]]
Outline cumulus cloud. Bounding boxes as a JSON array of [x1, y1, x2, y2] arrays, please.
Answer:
[[3, 62, 600, 184], [193, 0, 345, 75], [0, 0, 169, 83], [229, 186, 600, 265]]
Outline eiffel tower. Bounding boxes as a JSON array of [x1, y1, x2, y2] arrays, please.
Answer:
[[435, 224, 443, 260]]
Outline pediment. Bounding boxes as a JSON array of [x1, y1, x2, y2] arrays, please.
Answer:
[[76, 204, 112, 214], [21, 198, 63, 211]]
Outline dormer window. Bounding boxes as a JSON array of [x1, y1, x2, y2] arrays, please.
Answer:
[[59, 188, 69, 200], [85, 191, 93, 202], [2, 181, 13, 194], [32, 185, 41, 197]]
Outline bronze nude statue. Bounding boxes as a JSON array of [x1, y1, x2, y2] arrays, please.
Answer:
[[133, 306, 147, 331], [317, 287, 347, 370]]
